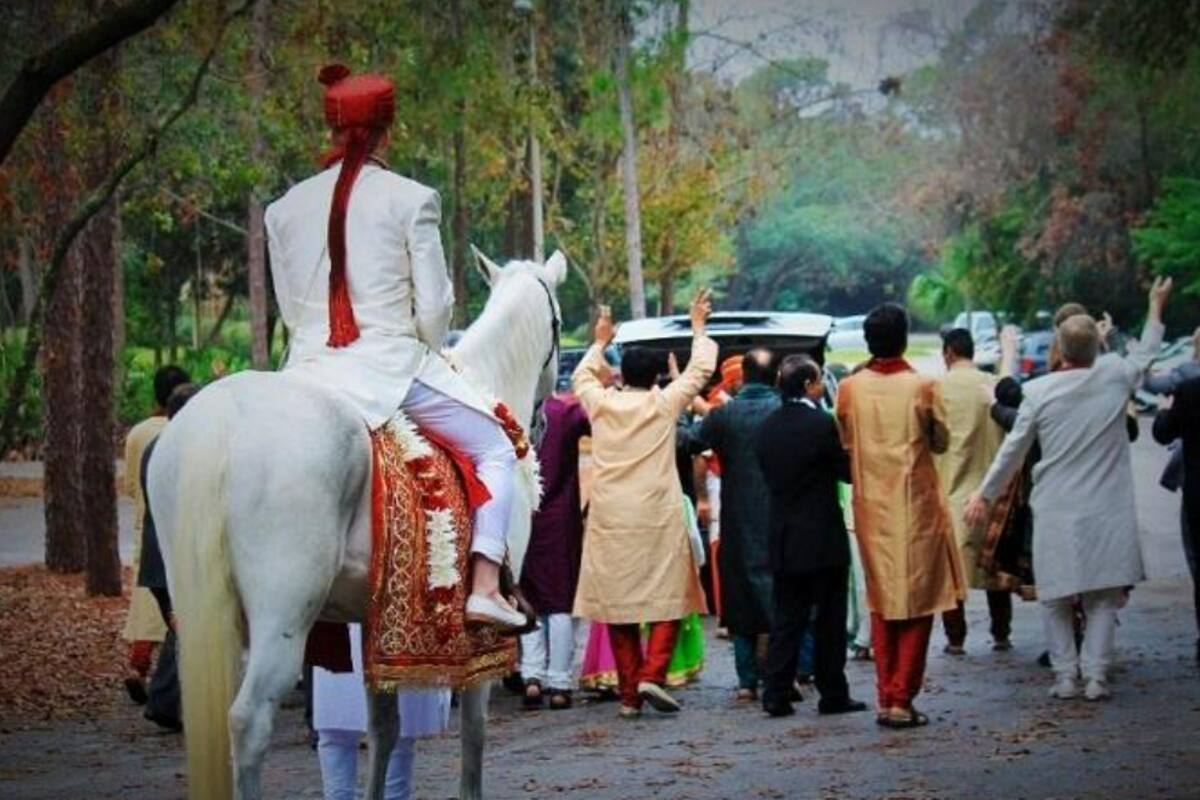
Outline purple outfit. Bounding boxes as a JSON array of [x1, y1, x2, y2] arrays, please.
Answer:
[[520, 393, 590, 614]]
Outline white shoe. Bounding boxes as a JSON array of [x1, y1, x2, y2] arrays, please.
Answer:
[[1048, 677, 1078, 699], [465, 594, 526, 631], [637, 681, 681, 713], [1084, 679, 1111, 701]]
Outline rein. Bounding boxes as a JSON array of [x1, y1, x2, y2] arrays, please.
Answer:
[[533, 275, 561, 372]]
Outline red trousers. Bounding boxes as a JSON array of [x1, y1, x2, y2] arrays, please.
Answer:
[[129, 641, 156, 677], [608, 621, 680, 708], [870, 613, 934, 710]]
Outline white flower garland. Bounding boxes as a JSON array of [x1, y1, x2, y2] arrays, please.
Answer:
[[387, 410, 459, 591]]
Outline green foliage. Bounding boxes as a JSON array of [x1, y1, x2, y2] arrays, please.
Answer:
[[0, 332, 41, 451], [1133, 177, 1200, 295]]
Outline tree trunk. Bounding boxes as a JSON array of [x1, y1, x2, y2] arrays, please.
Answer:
[[79, 200, 121, 596], [449, 0, 469, 325], [246, 0, 270, 368], [203, 290, 236, 348], [659, 272, 675, 316], [614, 2, 646, 319], [17, 238, 36, 325], [111, 190, 125, 382], [43, 246, 86, 573]]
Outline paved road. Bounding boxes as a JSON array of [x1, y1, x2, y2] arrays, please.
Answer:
[[1, 418, 1197, 799]]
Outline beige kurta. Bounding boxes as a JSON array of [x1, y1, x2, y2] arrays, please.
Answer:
[[571, 335, 717, 624], [935, 362, 1003, 589], [122, 416, 169, 642], [836, 365, 965, 621]]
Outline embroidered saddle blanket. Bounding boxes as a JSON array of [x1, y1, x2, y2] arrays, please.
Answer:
[[361, 418, 515, 690]]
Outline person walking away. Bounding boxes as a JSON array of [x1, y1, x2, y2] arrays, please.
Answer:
[[756, 355, 866, 718], [136, 382, 202, 731], [314, 624, 451, 800], [519, 390, 590, 709], [1152, 373, 1200, 664], [836, 303, 965, 728], [934, 329, 1011, 654], [687, 349, 780, 701], [967, 278, 1172, 700], [120, 365, 190, 703], [1145, 327, 1200, 664], [572, 292, 716, 718]]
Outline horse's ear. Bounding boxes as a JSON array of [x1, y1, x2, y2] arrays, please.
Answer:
[[545, 250, 568, 286], [471, 244, 502, 286]]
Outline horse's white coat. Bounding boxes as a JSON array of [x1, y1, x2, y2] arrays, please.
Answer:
[[147, 252, 567, 800]]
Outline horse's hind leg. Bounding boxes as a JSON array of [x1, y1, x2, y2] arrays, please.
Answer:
[[460, 682, 491, 800], [228, 607, 319, 800], [364, 689, 400, 800]]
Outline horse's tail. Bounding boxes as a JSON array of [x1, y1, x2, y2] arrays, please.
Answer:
[[169, 388, 242, 800]]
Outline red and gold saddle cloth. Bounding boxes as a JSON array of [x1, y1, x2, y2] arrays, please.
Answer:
[[362, 419, 515, 690]]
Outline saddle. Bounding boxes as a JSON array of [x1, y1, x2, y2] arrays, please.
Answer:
[[306, 413, 532, 689]]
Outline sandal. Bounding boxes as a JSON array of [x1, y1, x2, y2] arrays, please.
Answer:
[[851, 646, 873, 662], [878, 707, 929, 729], [523, 680, 544, 709], [548, 690, 573, 710]]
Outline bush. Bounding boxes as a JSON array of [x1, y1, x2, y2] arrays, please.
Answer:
[[0, 331, 43, 455]]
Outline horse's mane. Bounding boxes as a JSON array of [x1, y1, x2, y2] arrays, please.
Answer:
[[452, 265, 552, 414]]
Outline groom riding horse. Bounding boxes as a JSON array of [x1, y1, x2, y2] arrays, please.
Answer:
[[147, 63, 565, 800], [268, 63, 526, 632]]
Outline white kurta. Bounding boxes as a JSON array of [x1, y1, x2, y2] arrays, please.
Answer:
[[978, 323, 1164, 602], [266, 163, 487, 429], [313, 624, 451, 737]]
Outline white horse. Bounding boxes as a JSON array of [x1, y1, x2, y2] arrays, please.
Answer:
[[147, 250, 566, 800]]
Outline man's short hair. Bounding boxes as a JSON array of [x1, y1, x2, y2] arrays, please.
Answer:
[[1053, 302, 1088, 329], [778, 354, 821, 401], [742, 348, 777, 386], [154, 365, 192, 409], [620, 346, 664, 390], [864, 303, 909, 359], [942, 327, 974, 361], [1056, 314, 1100, 367], [165, 383, 201, 419]]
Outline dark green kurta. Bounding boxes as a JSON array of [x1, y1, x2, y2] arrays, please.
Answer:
[[689, 384, 780, 636]]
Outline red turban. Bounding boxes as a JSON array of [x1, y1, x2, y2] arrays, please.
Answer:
[[317, 63, 396, 348]]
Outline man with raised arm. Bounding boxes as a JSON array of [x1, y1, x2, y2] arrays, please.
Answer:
[[265, 64, 522, 629], [572, 291, 717, 719], [966, 278, 1173, 701]]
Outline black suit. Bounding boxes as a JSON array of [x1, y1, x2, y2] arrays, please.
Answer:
[[754, 399, 853, 708], [1153, 375, 1200, 637]]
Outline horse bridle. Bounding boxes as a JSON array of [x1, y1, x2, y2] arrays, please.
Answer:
[[533, 275, 561, 372]]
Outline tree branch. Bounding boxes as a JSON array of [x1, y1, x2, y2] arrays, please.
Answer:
[[0, 0, 183, 167], [0, 0, 256, 457]]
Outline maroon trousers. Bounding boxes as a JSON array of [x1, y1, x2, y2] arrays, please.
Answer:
[[870, 613, 934, 710], [608, 621, 681, 708]]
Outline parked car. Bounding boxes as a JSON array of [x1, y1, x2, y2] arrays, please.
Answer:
[[613, 310, 837, 400], [827, 314, 867, 351]]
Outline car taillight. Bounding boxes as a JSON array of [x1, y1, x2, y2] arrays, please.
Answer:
[[1020, 357, 1035, 375]]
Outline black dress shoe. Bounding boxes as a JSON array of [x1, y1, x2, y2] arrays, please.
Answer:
[[818, 698, 868, 715], [763, 701, 795, 718]]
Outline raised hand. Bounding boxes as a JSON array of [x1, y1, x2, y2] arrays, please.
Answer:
[[1149, 276, 1173, 322], [594, 304, 616, 346], [690, 288, 712, 336]]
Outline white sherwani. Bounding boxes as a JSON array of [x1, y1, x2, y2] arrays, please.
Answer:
[[978, 322, 1164, 602], [266, 163, 482, 429]]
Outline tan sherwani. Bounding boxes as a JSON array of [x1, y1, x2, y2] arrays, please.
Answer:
[[571, 335, 717, 624], [122, 416, 169, 642], [935, 362, 1003, 589], [836, 364, 965, 620]]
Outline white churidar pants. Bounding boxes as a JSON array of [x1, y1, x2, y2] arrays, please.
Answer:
[[1040, 587, 1124, 682], [401, 380, 516, 564], [317, 729, 415, 800], [519, 613, 577, 690]]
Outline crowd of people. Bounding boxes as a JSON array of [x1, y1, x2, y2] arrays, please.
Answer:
[[108, 64, 1196, 798]]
